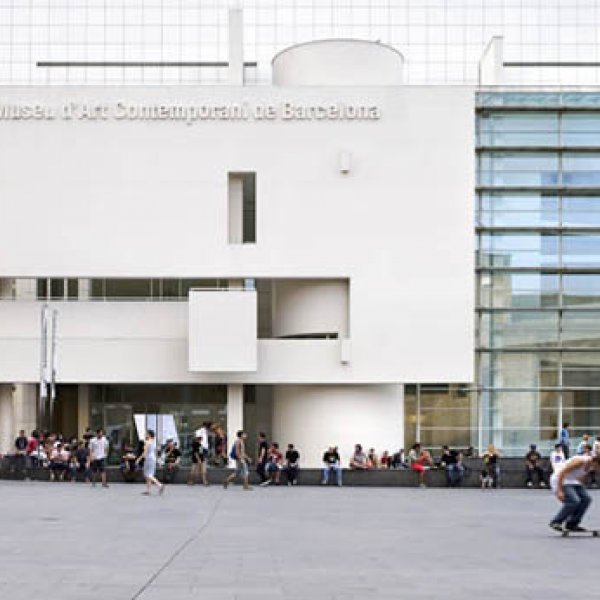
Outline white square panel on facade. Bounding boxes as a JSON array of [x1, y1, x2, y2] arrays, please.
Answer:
[[188, 290, 257, 372]]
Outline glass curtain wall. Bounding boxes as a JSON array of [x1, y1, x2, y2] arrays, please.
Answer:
[[477, 92, 600, 455], [89, 384, 227, 464]]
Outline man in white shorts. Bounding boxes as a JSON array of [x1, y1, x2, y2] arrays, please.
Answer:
[[89, 428, 110, 488], [549, 453, 600, 532]]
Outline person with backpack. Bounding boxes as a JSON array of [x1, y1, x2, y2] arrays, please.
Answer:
[[223, 430, 252, 491]]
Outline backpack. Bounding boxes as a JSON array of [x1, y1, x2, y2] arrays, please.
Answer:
[[229, 443, 238, 461]]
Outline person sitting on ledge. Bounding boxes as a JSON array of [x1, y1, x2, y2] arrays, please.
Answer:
[[391, 449, 408, 469], [380, 450, 391, 469], [49, 443, 70, 482], [410, 445, 433, 488], [120, 444, 138, 482], [525, 444, 547, 488], [322, 446, 342, 486], [163, 439, 182, 484], [350, 444, 370, 470], [367, 448, 379, 469]]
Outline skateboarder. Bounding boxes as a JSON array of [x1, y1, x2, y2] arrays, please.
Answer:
[[549, 453, 600, 532]]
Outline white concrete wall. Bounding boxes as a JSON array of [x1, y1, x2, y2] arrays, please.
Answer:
[[272, 40, 404, 86], [0, 301, 467, 383], [0, 85, 474, 384], [272, 384, 403, 468], [272, 279, 348, 338]]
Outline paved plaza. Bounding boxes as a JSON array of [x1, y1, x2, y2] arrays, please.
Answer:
[[0, 481, 597, 599]]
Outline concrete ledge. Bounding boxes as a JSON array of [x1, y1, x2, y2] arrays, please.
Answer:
[[0, 457, 561, 488]]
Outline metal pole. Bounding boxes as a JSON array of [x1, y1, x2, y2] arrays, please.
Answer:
[[39, 305, 48, 430], [50, 308, 57, 421]]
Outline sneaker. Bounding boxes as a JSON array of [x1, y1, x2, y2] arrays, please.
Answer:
[[292, 480, 298, 486], [259, 480, 271, 487], [419, 483, 427, 488], [566, 525, 587, 532], [540, 481, 547, 488], [102, 483, 109, 489], [223, 481, 229, 489], [527, 481, 533, 488], [549, 522, 563, 532], [321, 480, 327, 485]]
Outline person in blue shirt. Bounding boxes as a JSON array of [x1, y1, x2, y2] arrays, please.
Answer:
[[559, 423, 570, 459]]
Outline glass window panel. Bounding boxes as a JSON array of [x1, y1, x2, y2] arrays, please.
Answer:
[[563, 359, 600, 387], [404, 385, 417, 450], [161, 279, 181, 299], [562, 154, 600, 170], [483, 352, 560, 388], [562, 113, 600, 132], [90, 279, 105, 299], [562, 390, 600, 434], [418, 428, 472, 449], [480, 171, 559, 186], [562, 234, 600, 267], [481, 193, 558, 212], [480, 152, 559, 171], [50, 278, 64, 299], [37, 278, 48, 300], [563, 275, 600, 307], [479, 233, 559, 268], [479, 132, 559, 146], [562, 197, 600, 227], [562, 172, 600, 186], [479, 112, 559, 132], [481, 273, 559, 308], [181, 279, 219, 296], [104, 279, 151, 299], [67, 278, 78, 299], [480, 312, 559, 349], [562, 132, 600, 146], [561, 312, 600, 348]]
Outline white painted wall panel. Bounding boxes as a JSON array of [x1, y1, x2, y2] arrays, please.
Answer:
[[188, 290, 257, 372]]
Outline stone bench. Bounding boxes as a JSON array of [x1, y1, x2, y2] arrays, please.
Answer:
[[0, 457, 558, 488]]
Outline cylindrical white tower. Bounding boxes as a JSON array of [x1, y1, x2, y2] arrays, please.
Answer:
[[272, 279, 348, 339], [272, 39, 404, 86], [272, 384, 404, 468]]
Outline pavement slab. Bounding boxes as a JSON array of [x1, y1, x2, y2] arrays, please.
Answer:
[[0, 481, 597, 599]]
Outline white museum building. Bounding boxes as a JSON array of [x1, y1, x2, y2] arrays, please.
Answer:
[[0, 11, 475, 466]]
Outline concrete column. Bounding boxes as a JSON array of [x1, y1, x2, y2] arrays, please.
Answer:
[[228, 8, 244, 85], [227, 384, 244, 465], [14, 279, 37, 300], [78, 279, 91, 300], [12, 383, 38, 437], [78, 384, 90, 438], [0, 385, 15, 454]]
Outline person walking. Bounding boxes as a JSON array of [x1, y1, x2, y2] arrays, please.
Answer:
[[89, 428, 110, 488], [136, 430, 164, 496], [559, 423, 571, 459], [223, 430, 252, 491], [256, 432, 269, 484], [549, 453, 600, 532], [188, 434, 209, 486]]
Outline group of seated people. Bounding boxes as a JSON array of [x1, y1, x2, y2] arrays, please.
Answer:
[[256, 435, 301, 487]]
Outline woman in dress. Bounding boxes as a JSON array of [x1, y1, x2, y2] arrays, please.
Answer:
[[136, 430, 164, 496]]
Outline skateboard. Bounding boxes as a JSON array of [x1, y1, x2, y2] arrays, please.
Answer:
[[561, 528, 599, 538]]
